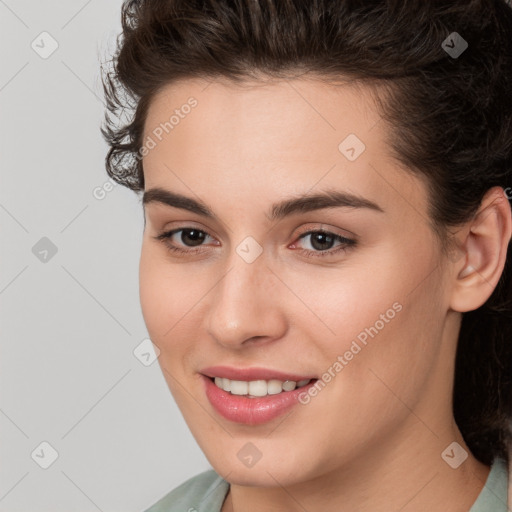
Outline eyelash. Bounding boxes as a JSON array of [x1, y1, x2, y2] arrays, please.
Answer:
[[153, 227, 357, 259]]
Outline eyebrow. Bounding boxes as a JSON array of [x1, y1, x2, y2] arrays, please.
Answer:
[[142, 187, 384, 221]]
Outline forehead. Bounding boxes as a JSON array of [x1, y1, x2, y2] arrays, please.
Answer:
[[143, 76, 381, 154], [142, 77, 429, 224]]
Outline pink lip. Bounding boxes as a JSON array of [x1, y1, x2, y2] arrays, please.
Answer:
[[200, 373, 318, 426], [200, 365, 316, 382]]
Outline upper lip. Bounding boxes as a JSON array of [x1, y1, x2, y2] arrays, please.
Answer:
[[201, 365, 317, 382]]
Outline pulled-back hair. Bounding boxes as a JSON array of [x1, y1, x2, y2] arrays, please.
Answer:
[[101, 0, 512, 466]]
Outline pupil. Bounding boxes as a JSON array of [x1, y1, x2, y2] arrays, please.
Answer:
[[311, 232, 334, 251], [182, 229, 205, 247]]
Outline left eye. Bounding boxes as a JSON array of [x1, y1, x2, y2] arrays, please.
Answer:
[[295, 230, 354, 252], [154, 227, 356, 259], [291, 230, 356, 258]]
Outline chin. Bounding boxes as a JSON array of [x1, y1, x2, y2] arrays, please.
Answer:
[[217, 461, 306, 488], [198, 441, 314, 487]]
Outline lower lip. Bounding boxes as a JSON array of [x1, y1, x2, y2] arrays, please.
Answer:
[[202, 375, 317, 425]]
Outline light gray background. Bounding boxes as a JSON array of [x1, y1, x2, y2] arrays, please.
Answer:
[[0, 2, 210, 511]]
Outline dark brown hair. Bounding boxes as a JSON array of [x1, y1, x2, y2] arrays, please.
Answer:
[[101, 0, 512, 466]]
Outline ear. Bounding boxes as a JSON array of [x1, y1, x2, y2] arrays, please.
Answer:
[[449, 186, 512, 313]]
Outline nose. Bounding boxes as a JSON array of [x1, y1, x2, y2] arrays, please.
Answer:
[[205, 254, 288, 349]]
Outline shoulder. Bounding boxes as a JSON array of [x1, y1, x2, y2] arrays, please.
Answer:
[[469, 457, 509, 512], [142, 469, 230, 512]]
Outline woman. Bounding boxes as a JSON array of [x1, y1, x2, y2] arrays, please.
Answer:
[[101, 1, 512, 510]]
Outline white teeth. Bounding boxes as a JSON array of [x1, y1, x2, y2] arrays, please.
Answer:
[[267, 379, 283, 395], [212, 377, 312, 397], [230, 380, 248, 395], [282, 380, 296, 391], [248, 380, 268, 397]]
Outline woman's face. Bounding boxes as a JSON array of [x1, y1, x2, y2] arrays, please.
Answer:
[[139, 77, 459, 486]]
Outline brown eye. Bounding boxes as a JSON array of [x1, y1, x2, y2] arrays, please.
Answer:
[[176, 229, 207, 247], [293, 230, 356, 259], [154, 227, 215, 255]]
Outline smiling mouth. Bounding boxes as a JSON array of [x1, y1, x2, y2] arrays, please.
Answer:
[[202, 372, 319, 425], [209, 376, 316, 398]]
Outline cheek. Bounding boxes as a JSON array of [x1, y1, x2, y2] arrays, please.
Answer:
[[314, 248, 444, 385], [138, 245, 188, 342], [138, 244, 213, 354], [329, 272, 446, 420], [289, 265, 403, 354], [139, 246, 165, 335]]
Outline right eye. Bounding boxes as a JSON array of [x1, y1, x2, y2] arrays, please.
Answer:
[[154, 227, 218, 255]]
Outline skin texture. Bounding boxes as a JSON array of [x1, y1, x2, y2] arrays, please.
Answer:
[[138, 76, 511, 512]]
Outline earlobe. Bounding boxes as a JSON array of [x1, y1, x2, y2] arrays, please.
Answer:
[[449, 186, 512, 313]]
